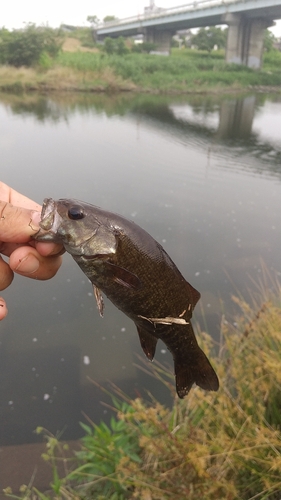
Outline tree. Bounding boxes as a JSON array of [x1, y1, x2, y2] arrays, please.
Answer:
[[103, 16, 118, 23], [0, 24, 61, 67], [191, 27, 227, 52], [87, 15, 99, 26], [264, 29, 276, 51]]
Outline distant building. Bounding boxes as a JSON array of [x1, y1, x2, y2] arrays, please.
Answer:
[[144, 1, 165, 16], [173, 29, 193, 48], [60, 24, 79, 32], [133, 34, 144, 44]]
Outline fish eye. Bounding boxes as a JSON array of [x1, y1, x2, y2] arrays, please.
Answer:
[[68, 205, 85, 220]]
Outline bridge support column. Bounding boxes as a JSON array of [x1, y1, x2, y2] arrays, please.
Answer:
[[144, 28, 173, 55], [223, 13, 274, 69]]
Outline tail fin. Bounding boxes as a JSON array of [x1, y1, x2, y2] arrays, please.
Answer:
[[174, 347, 219, 399]]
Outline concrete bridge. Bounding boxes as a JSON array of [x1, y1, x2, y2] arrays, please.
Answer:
[[95, 0, 281, 68]]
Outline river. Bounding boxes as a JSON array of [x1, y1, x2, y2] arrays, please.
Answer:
[[0, 91, 281, 450]]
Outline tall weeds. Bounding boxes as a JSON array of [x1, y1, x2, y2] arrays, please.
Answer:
[[4, 290, 281, 499]]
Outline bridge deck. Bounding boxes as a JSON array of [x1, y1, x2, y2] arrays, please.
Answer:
[[96, 0, 281, 36]]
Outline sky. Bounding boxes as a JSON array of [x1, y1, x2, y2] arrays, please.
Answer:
[[1, 0, 281, 37]]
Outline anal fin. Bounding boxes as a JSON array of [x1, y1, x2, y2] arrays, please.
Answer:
[[136, 326, 158, 361]]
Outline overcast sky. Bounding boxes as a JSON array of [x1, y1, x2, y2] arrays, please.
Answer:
[[1, 0, 281, 36]]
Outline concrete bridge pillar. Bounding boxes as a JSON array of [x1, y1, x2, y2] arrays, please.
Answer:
[[144, 27, 173, 55], [223, 13, 274, 69]]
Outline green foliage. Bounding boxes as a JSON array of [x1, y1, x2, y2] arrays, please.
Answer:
[[0, 24, 61, 67], [264, 29, 277, 52], [67, 402, 141, 497], [263, 47, 281, 67], [54, 48, 281, 92], [141, 41, 158, 53], [131, 41, 157, 53], [191, 27, 228, 52], [116, 37, 129, 56], [131, 43, 142, 53], [86, 15, 99, 26], [103, 37, 116, 55], [103, 15, 118, 23], [38, 51, 53, 70], [103, 37, 129, 55], [2, 35, 281, 92]]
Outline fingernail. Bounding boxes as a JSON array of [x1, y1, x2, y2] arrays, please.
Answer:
[[15, 254, 40, 274]]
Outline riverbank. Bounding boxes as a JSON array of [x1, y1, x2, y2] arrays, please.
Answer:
[[1, 47, 281, 94]]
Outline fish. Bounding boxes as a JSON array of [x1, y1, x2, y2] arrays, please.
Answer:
[[34, 198, 219, 398]]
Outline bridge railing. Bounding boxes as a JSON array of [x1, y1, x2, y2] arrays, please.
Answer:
[[96, 0, 240, 29]]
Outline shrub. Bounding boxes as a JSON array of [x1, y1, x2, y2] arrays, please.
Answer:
[[116, 37, 129, 56], [103, 36, 129, 55], [103, 37, 116, 55], [141, 41, 157, 53], [0, 24, 61, 67]]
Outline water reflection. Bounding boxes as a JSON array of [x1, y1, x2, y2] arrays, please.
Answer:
[[2, 91, 281, 172], [0, 91, 281, 450], [217, 96, 256, 139]]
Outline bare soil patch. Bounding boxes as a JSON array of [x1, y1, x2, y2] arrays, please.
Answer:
[[62, 37, 99, 53]]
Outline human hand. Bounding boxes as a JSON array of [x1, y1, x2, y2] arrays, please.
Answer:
[[0, 182, 64, 320]]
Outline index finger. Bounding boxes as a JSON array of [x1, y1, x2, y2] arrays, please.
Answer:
[[0, 181, 41, 210], [0, 201, 41, 243]]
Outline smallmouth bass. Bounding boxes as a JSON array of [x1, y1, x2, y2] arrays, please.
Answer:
[[35, 198, 219, 398]]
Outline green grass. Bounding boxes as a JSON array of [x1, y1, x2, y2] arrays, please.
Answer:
[[1, 47, 281, 93], [55, 49, 281, 92], [4, 280, 281, 500]]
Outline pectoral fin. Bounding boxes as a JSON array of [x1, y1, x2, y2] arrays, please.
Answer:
[[93, 285, 104, 317], [136, 326, 158, 361], [105, 262, 141, 290]]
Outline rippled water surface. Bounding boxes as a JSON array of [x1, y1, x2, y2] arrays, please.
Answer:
[[0, 91, 281, 446]]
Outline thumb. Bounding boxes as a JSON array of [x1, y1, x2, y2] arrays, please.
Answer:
[[0, 297, 8, 320], [0, 201, 41, 243]]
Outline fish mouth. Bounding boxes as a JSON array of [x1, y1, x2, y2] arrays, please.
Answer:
[[40, 198, 57, 231], [34, 198, 63, 242]]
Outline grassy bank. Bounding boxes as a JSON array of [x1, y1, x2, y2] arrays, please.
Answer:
[[1, 45, 281, 93], [4, 284, 281, 499]]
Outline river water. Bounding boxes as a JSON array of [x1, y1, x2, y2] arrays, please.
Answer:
[[0, 91, 281, 446]]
